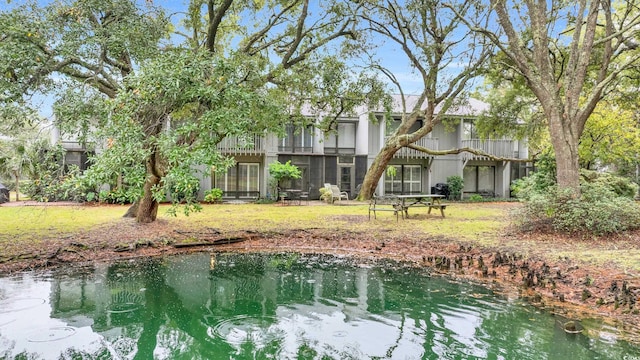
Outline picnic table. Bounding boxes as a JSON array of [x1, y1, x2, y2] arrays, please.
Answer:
[[396, 194, 447, 218]]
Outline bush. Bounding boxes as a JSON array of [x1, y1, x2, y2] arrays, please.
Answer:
[[98, 188, 141, 204], [268, 160, 301, 189], [166, 175, 200, 203], [204, 188, 223, 203], [24, 164, 93, 203], [446, 175, 463, 200], [580, 169, 638, 199], [514, 184, 640, 235], [319, 186, 332, 203], [468, 194, 484, 202]]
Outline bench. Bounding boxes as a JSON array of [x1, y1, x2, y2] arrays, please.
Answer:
[[427, 203, 447, 217], [369, 195, 403, 222]]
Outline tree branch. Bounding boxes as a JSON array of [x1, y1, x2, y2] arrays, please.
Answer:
[[406, 143, 535, 163]]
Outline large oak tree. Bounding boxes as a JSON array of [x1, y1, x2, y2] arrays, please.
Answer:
[[456, 0, 640, 195], [1, 0, 383, 222], [355, 0, 493, 200]]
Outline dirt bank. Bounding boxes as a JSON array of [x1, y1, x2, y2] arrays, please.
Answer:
[[1, 215, 639, 343]]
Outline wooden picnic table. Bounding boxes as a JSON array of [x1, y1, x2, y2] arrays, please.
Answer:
[[396, 194, 447, 218]]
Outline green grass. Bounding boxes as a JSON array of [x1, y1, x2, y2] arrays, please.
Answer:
[[0, 205, 128, 238], [5, 200, 637, 273], [0, 201, 508, 241], [180, 202, 508, 242]]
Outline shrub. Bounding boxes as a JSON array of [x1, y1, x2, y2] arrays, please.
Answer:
[[446, 175, 463, 200], [166, 175, 200, 203], [98, 188, 141, 204], [24, 164, 93, 203], [204, 188, 223, 203], [580, 169, 638, 199], [514, 184, 640, 235], [269, 160, 303, 202], [319, 186, 333, 203], [468, 194, 484, 202]]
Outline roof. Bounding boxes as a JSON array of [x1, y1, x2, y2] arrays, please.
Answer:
[[386, 94, 488, 116], [296, 94, 489, 118]]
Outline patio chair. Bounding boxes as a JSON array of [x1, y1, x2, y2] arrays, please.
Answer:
[[299, 187, 311, 205], [330, 184, 349, 203]]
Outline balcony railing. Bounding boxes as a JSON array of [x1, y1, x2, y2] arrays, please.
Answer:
[[391, 137, 439, 159], [324, 146, 356, 155], [216, 135, 264, 155], [279, 145, 314, 153], [461, 139, 515, 160]]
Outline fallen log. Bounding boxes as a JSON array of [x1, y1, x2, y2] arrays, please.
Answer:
[[173, 236, 249, 248]]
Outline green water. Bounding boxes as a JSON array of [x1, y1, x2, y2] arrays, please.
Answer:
[[0, 253, 639, 359]]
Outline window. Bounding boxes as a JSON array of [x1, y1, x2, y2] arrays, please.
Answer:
[[324, 122, 356, 154], [64, 150, 93, 172], [463, 166, 495, 194], [402, 165, 422, 193], [280, 124, 313, 153], [214, 163, 260, 198], [384, 165, 422, 194], [462, 119, 477, 140]]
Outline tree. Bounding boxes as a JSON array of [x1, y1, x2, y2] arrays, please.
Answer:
[[113, 0, 382, 222], [355, 0, 493, 200], [0, 0, 168, 216], [1, 0, 385, 222], [0, 129, 37, 201], [90, 49, 290, 221], [579, 102, 640, 171], [454, 0, 640, 195]]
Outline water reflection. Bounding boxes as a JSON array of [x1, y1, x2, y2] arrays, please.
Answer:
[[0, 253, 638, 359]]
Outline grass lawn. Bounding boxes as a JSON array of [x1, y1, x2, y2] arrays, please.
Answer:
[[1, 200, 638, 273]]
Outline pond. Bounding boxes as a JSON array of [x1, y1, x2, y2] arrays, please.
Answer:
[[0, 252, 639, 359]]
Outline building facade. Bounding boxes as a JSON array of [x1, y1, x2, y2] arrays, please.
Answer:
[[203, 96, 529, 201], [53, 95, 529, 201]]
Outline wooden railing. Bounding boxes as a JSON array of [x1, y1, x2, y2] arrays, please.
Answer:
[[392, 137, 439, 159], [461, 139, 515, 159], [216, 135, 264, 155]]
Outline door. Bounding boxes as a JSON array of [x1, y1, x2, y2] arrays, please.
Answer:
[[338, 166, 354, 198]]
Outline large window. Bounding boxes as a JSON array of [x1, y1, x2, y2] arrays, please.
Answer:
[[280, 124, 313, 153], [384, 165, 422, 194], [214, 163, 260, 198], [324, 122, 356, 154], [463, 165, 495, 195]]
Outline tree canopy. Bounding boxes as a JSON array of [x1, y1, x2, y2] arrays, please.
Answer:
[[455, 0, 640, 195], [0, 0, 387, 222]]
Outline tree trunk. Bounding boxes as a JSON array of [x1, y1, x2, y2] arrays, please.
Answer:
[[548, 111, 582, 195], [358, 141, 401, 200], [134, 148, 163, 223], [13, 171, 19, 201], [137, 176, 160, 223], [123, 201, 139, 218]]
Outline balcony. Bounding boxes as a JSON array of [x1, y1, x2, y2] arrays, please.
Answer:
[[392, 137, 439, 159], [216, 135, 264, 155], [461, 139, 515, 160], [279, 145, 314, 154]]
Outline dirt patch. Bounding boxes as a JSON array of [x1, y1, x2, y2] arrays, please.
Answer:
[[1, 215, 639, 343]]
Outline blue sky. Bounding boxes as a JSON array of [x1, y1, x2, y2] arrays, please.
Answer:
[[4, 0, 454, 120]]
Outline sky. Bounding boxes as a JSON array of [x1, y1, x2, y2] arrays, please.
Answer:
[[2, 0, 468, 121]]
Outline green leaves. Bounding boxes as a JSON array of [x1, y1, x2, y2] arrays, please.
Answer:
[[268, 160, 302, 183]]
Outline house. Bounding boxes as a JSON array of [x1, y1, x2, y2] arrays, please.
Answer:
[[52, 95, 530, 200], [204, 95, 529, 200], [50, 126, 94, 173]]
